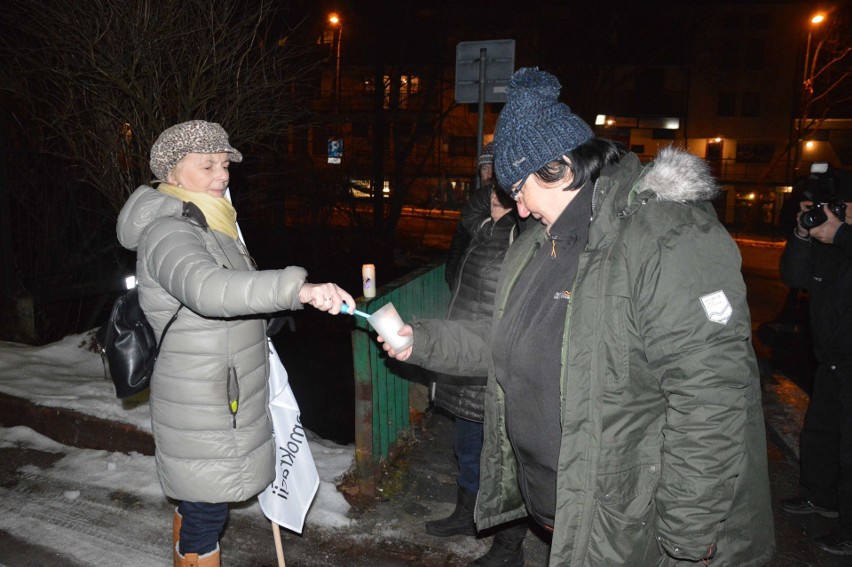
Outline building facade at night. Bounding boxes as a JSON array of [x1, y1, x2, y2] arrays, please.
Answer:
[[292, 1, 850, 228]]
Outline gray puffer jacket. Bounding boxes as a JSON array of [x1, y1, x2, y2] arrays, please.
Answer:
[[117, 185, 307, 503]]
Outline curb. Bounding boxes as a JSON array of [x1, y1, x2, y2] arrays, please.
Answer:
[[0, 391, 477, 566], [0, 391, 154, 455]]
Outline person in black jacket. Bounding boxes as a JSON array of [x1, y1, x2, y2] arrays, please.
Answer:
[[446, 143, 496, 288], [780, 165, 852, 557], [773, 176, 810, 327], [429, 179, 527, 566]]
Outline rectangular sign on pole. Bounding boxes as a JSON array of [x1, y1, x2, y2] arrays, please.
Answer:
[[328, 138, 343, 164], [455, 40, 515, 104]]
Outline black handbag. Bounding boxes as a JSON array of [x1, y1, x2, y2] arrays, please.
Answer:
[[96, 287, 183, 398]]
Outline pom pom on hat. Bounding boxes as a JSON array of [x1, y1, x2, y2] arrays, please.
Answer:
[[150, 120, 242, 181], [493, 67, 594, 190], [509, 66, 562, 99]]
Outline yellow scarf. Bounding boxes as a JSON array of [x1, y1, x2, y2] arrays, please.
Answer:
[[158, 183, 238, 240]]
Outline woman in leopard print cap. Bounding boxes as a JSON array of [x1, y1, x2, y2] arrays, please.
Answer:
[[118, 120, 356, 567]]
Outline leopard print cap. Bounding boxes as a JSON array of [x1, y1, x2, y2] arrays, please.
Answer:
[[149, 120, 243, 181]]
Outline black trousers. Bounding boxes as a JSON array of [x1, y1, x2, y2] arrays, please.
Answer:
[[800, 363, 852, 534]]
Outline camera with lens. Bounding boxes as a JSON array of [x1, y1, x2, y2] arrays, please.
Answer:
[[800, 200, 847, 229], [799, 163, 850, 229]]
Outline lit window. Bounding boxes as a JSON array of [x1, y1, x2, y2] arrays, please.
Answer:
[[349, 178, 390, 199], [364, 74, 421, 109]]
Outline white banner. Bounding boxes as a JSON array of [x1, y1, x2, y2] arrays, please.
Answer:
[[227, 191, 320, 533], [258, 340, 320, 533]]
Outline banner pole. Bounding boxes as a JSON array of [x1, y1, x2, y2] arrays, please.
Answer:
[[272, 522, 286, 567]]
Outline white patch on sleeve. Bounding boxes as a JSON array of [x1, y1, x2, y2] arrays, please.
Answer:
[[700, 290, 732, 325]]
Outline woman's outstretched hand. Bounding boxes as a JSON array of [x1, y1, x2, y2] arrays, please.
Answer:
[[299, 283, 355, 315], [377, 324, 414, 361]]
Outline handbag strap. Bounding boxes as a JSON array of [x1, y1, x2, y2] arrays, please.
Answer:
[[152, 304, 184, 358]]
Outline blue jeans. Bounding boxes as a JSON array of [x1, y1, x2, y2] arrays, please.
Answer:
[[177, 501, 229, 555], [454, 417, 484, 494]]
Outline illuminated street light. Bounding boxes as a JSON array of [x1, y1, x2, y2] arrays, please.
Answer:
[[328, 13, 343, 114], [791, 12, 828, 180], [802, 13, 826, 97]]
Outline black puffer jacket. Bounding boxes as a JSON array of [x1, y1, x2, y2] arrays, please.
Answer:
[[433, 207, 518, 421], [446, 186, 492, 288]]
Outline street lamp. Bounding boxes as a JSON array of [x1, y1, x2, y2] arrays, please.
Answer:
[[802, 13, 826, 106], [791, 12, 827, 179], [328, 13, 343, 114]]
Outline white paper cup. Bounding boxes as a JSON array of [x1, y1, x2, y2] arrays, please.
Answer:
[[368, 303, 413, 351]]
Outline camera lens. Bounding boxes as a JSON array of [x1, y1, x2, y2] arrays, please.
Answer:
[[801, 205, 828, 229]]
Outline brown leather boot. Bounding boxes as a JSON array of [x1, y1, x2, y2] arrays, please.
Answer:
[[173, 508, 182, 562], [174, 543, 220, 567]]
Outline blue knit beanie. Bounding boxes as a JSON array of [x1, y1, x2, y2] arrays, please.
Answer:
[[494, 67, 594, 191]]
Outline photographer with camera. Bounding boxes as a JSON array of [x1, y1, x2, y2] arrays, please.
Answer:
[[780, 164, 852, 556]]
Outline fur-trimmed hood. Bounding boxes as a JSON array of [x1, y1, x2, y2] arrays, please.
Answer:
[[637, 146, 719, 203]]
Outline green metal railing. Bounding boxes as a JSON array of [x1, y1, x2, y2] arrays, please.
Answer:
[[351, 261, 450, 492]]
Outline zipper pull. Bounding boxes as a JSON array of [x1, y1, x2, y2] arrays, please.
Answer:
[[227, 367, 239, 429]]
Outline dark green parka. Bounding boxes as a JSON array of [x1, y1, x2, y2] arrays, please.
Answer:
[[407, 148, 774, 565]]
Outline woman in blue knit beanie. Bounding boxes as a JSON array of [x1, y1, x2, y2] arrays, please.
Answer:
[[381, 67, 774, 566]]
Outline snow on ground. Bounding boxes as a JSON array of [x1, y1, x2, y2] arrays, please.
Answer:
[[1, 424, 163, 497], [0, 333, 152, 430], [0, 330, 354, 529]]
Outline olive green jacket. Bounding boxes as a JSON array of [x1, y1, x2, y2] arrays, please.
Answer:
[[408, 148, 774, 565]]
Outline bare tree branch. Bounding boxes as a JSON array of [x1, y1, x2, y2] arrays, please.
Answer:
[[0, 0, 320, 212]]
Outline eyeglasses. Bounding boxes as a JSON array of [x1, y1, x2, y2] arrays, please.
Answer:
[[509, 174, 530, 202]]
